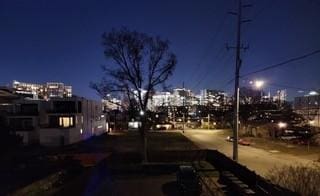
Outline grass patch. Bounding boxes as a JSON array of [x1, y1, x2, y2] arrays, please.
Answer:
[[148, 132, 198, 151], [67, 131, 198, 153]]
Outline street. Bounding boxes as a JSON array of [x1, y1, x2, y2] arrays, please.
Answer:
[[183, 129, 315, 176]]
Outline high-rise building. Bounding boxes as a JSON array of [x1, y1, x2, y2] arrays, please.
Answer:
[[294, 93, 320, 127], [102, 97, 122, 111], [151, 92, 173, 107], [273, 90, 287, 103], [12, 80, 72, 99], [239, 87, 262, 104], [46, 82, 72, 98], [12, 80, 43, 99], [200, 89, 227, 107]]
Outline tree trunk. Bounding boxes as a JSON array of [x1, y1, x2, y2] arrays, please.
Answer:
[[143, 134, 148, 162], [140, 116, 148, 163]]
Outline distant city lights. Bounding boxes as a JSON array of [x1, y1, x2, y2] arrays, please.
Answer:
[[309, 91, 318, 95], [309, 120, 315, 125]]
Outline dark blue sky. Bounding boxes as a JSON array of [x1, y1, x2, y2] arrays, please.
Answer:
[[1, 0, 320, 100]]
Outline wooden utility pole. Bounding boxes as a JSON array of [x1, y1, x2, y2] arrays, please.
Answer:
[[228, 0, 251, 161], [182, 82, 185, 133], [233, 0, 242, 162]]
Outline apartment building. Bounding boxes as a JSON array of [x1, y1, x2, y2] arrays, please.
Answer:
[[12, 80, 72, 99]]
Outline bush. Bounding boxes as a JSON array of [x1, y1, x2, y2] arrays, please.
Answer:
[[267, 164, 320, 196]]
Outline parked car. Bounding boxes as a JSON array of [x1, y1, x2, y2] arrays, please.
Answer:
[[238, 138, 251, 146], [226, 136, 251, 146], [226, 136, 234, 142], [176, 165, 202, 196]]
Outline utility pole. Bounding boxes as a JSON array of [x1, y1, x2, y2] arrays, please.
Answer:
[[317, 94, 320, 127], [208, 113, 210, 130], [228, 0, 251, 162], [278, 90, 281, 108], [182, 82, 185, 133], [307, 95, 310, 121]]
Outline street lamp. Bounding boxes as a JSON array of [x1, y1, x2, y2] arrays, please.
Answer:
[[309, 120, 315, 125], [278, 122, 287, 129], [249, 80, 265, 89], [309, 91, 318, 96], [250, 80, 266, 103], [140, 110, 145, 116], [253, 80, 265, 89]]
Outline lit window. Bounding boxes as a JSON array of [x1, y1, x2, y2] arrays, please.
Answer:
[[70, 118, 73, 126], [59, 117, 74, 128]]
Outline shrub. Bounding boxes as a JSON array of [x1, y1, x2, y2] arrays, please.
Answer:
[[267, 164, 320, 196]]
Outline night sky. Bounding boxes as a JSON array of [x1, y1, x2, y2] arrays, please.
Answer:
[[1, 0, 320, 100]]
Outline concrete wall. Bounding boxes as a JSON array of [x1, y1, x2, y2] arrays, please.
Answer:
[[8, 116, 39, 145], [40, 128, 68, 146], [16, 131, 38, 145], [39, 127, 82, 146]]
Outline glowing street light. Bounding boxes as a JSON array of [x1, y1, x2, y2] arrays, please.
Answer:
[[278, 122, 287, 129], [309, 91, 318, 96], [140, 110, 145, 116], [254, 80, 265, 89]]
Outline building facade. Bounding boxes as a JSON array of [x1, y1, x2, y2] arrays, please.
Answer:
[[200, 89, 227, 107], [12, 80, 72, 99], [1, 96, 106, 146], [294, 94, 320, 127]]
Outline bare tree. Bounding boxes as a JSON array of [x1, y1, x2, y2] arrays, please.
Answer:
[[91, 28, 177, 161]]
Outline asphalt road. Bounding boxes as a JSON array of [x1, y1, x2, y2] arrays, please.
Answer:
[[183, 129, 314, 176]]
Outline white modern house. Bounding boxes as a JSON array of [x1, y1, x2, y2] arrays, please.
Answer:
[[5, 96, 107, 146]]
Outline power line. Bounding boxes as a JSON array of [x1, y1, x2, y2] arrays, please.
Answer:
[[252, 0, 277, 19], [241, 49, 320, 78], [206, 53, 234, 87], [191, 48, 231, 90], [268, 83, 311, 91], [308, 0, 320, 7], [189, 13, 229, 84], [220, 77, 317, 93]]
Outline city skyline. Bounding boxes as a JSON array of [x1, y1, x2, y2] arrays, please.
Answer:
[[1, 0, 320, 100]]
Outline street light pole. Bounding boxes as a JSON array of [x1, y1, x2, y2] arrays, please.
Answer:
[[317, 94, 320, 127], [208, 113, 210, 130]]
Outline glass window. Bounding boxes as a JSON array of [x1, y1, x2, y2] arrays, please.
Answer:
[[59, 116, 74, 128]]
